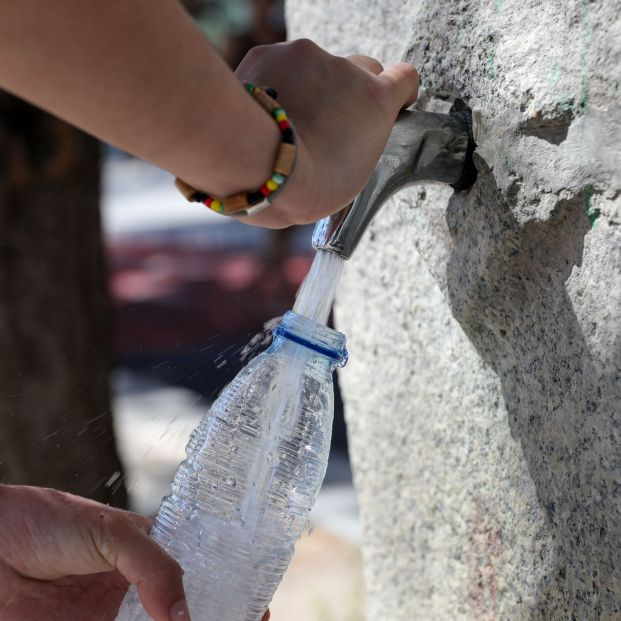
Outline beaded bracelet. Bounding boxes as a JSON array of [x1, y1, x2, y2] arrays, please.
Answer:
[[174, 82, 297, 218]]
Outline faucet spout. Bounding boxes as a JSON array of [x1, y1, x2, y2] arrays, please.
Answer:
[[312, 103, 476, 259]]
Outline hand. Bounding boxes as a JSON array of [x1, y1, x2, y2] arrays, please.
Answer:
[[0, 485, 270, 621], [0, 484, 185, 621], [234, 39, 419, 228]]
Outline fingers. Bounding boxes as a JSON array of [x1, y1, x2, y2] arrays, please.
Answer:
[[262, 610, 271, 621], [0, 487, 187, 620], [346, 54, 384, 75], [93, 512, 189, 621], [378, 62, 419, 111]]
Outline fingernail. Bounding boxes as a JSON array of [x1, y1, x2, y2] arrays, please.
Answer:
[[170, 599, 192, 621]]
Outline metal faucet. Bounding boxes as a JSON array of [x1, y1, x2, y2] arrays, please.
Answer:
[[312, 101, 477, 259]]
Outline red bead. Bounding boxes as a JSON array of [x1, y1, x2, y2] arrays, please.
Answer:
[[278, 120, 291, 131], [204, 197, 214, 207], [260, 184, 271, 196]]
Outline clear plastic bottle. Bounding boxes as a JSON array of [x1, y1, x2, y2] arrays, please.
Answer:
[[116, 311, 347, 621]]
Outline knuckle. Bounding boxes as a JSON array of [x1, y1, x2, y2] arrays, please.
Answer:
[[332, 54, 355, 73], [238, 44, 273, 72], [396, 62, 420, 84], [351, 54, 384, 73], [369, 58, 385, 73], [92, 508, 137, 564], [398, 61, 418, 74], [245, 44, 270, 60], [288, 38, 319, 55], [395, 63, 419, 88], [92, 511, 118, 565]]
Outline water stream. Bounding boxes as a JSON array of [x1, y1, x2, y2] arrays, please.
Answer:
[[293, 250, 345, 325]]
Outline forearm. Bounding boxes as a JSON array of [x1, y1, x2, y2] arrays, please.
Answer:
[[0, 0, 279, 195]]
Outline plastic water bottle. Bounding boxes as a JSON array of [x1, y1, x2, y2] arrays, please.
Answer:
[[116, 310, 347, 621]]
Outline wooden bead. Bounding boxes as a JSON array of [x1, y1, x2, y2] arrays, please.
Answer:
[[274, 143, 296, 176], [252, 88, 281, 114], [175, 178, 199, 201], [223, 193, 250, 213]]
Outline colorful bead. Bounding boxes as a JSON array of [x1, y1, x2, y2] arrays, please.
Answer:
[[247, 191, 264, 206], [281, 128, 295, 144], [175, 177, 200, 201], [174, 81, 296, 217], [253, 89, 281, 113]]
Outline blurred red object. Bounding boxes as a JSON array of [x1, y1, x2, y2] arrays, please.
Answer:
[[106, 222, 313, 394]]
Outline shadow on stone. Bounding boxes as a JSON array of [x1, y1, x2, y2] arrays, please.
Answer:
[[445, 171, 618, 618]]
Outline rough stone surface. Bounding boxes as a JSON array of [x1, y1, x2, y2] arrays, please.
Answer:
[[286, 1, 620, 619]]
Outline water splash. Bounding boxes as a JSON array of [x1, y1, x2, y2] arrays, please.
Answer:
[[239, 315, 283, 362]]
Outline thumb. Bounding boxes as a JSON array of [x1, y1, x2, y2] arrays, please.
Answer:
[[378, 62, 419, 112], [94, 511, 190, 621]]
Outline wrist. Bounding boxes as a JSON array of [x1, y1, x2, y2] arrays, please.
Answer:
[[176, 82, 281, 198], [267, 137, 317, 225], [175, 82, 300, 219]]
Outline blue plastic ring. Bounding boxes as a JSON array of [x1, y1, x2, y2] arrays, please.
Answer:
[[273, 326, 347, 365]]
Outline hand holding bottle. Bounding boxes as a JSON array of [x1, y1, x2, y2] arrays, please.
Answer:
[[0, 484, 272, 621]]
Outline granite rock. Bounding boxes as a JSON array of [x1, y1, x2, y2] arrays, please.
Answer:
[[286, 0, 620, 618]]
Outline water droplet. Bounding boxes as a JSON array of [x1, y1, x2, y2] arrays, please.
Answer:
[[104, 471, 121, 487]]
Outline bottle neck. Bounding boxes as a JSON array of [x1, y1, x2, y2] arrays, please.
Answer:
[[271, 311, 348, 371]]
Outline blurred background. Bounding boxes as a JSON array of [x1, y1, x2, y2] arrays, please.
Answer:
[[0, 1, 362, 619]]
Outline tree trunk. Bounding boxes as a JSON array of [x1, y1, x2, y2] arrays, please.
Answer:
[[0, 94, 127, 508]]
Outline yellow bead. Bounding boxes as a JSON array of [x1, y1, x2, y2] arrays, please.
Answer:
[[266, 179, 278, 191], [211, 200, 223, 212], [275, 111, 287, 122]]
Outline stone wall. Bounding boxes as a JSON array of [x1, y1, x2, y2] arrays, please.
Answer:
[[286, 1, 620, 619]]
